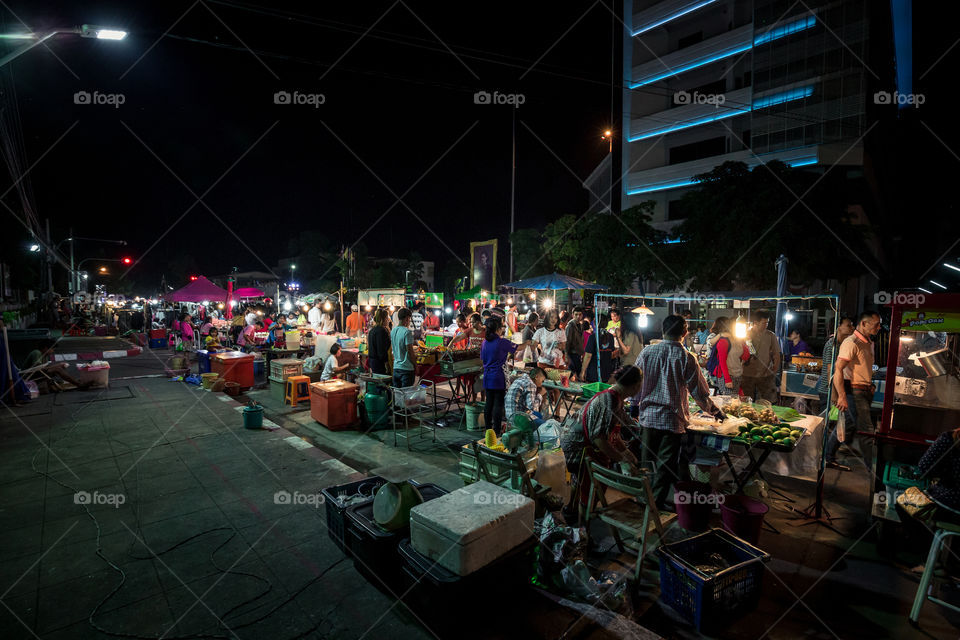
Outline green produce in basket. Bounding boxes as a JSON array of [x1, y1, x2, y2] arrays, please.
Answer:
[[782, 436, 796, 447], [762, 427, 773, 436], [763, 435, 775, 443], [751, 435, 762, 442], [774, 438, 784, 445], [749, 426, 763, 435], [790, 429, 802, 439]]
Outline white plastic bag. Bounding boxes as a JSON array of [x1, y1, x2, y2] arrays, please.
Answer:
[[836, 409, 846, 443]]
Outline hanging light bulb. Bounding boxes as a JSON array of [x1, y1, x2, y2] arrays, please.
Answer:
[[638, 314, 649, 328], [542, 298, 553, 309], [303, 304, 310, 312], [323, 301, 332, 311], [735, 314, 747, 339]]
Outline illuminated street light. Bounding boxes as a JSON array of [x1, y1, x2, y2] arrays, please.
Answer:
[[28, 244, 40, 252], [0, 24, 127, 68]]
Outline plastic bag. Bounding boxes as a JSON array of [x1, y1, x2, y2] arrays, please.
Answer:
[[836, 409, 846, 443], [535, 419, 562, 448], [536, 446, 569, 502]]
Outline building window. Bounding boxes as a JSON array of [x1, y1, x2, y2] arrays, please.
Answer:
[[668, 136, 727, 165]]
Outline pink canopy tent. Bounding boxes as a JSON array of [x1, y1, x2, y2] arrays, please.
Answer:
[[167, 276, 229, 303], [234, 287, 266, 297]]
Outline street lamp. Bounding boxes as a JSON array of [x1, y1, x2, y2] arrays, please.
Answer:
[[0, 24, 127, 68], [29, 244, 40, 252]]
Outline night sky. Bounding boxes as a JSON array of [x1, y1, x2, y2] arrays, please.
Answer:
[[3, 1, 616, 291], [3, 1, 960, 295]]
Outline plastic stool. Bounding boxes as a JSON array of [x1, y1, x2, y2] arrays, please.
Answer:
[[284, 375, 311, 407], [910, 520, 960, 622]]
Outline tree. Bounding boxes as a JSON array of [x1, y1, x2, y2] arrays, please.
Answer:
[[672, 161, 872, 290], [540, 203, 667, 290], [509, 227, 551, 281]]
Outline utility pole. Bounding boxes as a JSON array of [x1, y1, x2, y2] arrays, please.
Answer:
[[509, 110, 516, 283]]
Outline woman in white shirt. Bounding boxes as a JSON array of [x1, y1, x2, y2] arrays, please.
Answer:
[[531, 309, 566, 367], [319, 309, 337, 334]]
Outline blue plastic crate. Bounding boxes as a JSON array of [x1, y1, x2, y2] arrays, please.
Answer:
[[658, 528, 769, 631]]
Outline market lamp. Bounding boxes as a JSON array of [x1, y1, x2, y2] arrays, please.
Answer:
[[283, 301, 292, 311], [542, 298, 553, 309], [324, 301, 332, 310], [734, 314, 747, 339]]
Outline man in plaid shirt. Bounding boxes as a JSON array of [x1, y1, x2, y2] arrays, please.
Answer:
[[504, 367, 546, 431], [635, 315, 724, 509]]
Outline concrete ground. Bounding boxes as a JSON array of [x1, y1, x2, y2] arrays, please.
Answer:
[[2, 346, 959, 639]]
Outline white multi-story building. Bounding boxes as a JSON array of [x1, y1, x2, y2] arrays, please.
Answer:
[[602, 0, 872, 231]]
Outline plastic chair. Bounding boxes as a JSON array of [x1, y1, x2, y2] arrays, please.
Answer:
[[584, 461, 677, 582], [284, 375, 311, 407], [910, 519, 960, 623], [472, 442, 550, 514]]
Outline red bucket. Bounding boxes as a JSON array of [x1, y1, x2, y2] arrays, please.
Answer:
[[673, 482, 714, 532], [720, 494, 769, 545]]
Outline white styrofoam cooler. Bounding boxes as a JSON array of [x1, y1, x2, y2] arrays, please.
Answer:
[[409, 481, 534, 576]]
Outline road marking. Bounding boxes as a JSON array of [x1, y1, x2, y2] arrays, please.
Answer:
[[284, 436, 313, 450], [321, 458, 357, 475]]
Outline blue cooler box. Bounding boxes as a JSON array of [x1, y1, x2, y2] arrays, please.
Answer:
[[197, 350, 212, 373], [149, 338, 167, 349]]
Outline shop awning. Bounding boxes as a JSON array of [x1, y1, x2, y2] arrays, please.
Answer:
[[166, 277, 229, 303], [503, 273, 609, 291], [454, 286, 494, 301]]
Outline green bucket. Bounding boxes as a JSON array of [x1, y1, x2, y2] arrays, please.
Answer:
[[465, 402, 485, 431], [242, 405, 263, 429]]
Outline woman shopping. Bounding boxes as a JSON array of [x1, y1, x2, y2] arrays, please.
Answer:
[[480, 316, 517, 434]]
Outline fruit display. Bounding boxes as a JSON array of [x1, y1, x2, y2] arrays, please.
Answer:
[[725, 400, 780, 426], [481, 429, 507, 452], [733, 423, 804, 449]]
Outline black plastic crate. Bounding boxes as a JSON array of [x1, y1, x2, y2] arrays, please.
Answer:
[[344, 483, 449, 591], [397, 536, 537, 610], [321, 476, 385, 555]]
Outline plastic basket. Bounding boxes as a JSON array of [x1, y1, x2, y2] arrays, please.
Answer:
[[882, 462, 928, 491], [581, 381, 611, 398], [392, 384, 427, 409], [322, 476, 386, 554], [658, 528, 769, 631]]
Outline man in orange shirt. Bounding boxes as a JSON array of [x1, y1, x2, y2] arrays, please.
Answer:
[[829, 310, 882, 469], [345, 304, 364, 337]]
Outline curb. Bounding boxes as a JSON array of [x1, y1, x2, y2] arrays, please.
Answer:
[[53, 346, 143, 362]]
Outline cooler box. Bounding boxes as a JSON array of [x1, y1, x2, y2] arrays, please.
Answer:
[[149, 329, 167, 339], [310, 380, 358, 430], [149, 338, 167, 349], [409, 481, 534, 576], [269, 358, 304, 383], [211, 352, 255, 390], [75, 362, 110, 388]]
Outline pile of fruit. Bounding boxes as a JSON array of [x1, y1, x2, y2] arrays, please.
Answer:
[[735, 424, 803, 448], [482, 429, 507, 452], [726, 400, 780, 426]]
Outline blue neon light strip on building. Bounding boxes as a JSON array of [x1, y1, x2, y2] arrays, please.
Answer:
[[628, 108, 749, 141], [631, 15, 816, 87], [632, 0, 718, 35], [752, 85, 814, 109], [628, 84, 812, 141], [625, 155, 819, 195], [631, 43, 753, 88], [753, 15, 817, 45]]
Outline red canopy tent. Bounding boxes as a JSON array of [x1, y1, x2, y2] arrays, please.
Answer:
[[233, 287, 266, 297], [166, 276, 229, 303]]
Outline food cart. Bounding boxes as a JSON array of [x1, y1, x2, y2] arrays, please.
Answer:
[[874, 293, 960, 521]]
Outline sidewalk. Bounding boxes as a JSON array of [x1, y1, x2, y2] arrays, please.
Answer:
[[50, 336, 143, 362]]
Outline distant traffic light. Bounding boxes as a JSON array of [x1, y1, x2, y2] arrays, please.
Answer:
[[122, 257, 133, 265]]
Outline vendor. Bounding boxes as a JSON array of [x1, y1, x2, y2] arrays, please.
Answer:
[[528, 309, 565, 369], [366, 308, 391, 375], [451, 313, 485, 349], [238, 320, 262, 352], [581, 327, 616, 383], [788, 329, 811, 358], [345, 304, 364, 337], [635, 315, 724, 510], [559, 365, 644, 516], [321, 344, 351, 381], [604, 308, 621, 333], [21, 341, 94, 391], [481, 317, 517, 435], [828, 311, 881, 470], [504, 365, 547, 431]]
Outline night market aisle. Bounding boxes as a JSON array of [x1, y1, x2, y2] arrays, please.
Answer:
[[0, 376, 438, 640]]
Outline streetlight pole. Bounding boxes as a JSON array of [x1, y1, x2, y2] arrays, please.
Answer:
[[0, 24, 127, 69]]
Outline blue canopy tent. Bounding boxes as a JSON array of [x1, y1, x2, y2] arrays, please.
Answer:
[[504, 273, 609, 291]]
